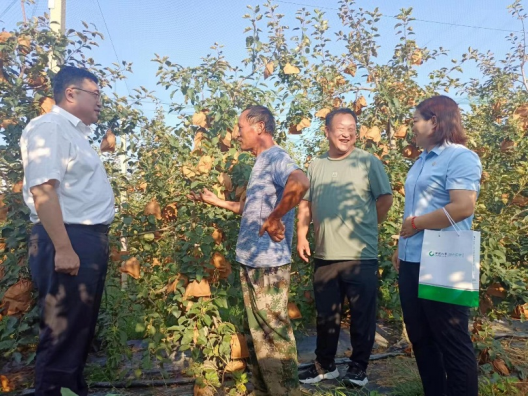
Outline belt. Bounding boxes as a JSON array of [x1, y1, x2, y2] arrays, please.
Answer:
[[34, 223, 110, 234]]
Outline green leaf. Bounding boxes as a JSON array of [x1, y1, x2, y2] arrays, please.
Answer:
[[214, 297, 228, 309], [61, 388, 78, 396], [203, 314, 212, 327]]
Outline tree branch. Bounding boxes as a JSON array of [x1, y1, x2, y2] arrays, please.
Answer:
[[351, 86, 375, 92], [20, 1, 26, 23], [521, 17, 528, 91], [387, 118, 395, 150]]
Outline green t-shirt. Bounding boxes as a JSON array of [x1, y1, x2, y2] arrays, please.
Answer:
[[304, 148, 392, 260]]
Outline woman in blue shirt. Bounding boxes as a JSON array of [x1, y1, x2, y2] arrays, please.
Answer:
[[392, 96, 482, 396]]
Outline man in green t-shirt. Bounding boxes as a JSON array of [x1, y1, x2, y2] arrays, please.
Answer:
[[297, 108, 393, 387]]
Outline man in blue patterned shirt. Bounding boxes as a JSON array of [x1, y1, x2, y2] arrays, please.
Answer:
[[191, 105, 309, 395]]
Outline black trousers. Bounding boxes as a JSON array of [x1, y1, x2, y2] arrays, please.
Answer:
[[29, 224, 109, 396], [313, 259, 378, 371], [399, 261, 478, 396]]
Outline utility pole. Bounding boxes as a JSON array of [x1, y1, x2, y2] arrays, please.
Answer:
[[49, 0, 65, 34], [48, 0, 65, 71]]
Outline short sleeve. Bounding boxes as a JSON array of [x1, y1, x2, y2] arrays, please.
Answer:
[[446, 150, 482, 191], [24, 122, 71, 189], [272, 150, 301, 188], [368, 155, 392, 199], [303, 162, 313, 202]]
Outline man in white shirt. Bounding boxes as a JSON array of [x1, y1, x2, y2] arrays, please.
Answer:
[[20, 66, 115, 395]]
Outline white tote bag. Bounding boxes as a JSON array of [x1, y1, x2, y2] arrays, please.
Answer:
[[418, 208, 481, 307]]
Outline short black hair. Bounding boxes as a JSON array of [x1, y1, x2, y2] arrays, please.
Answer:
[[53, 66, 99, 104], [325, 108, 358, 128], [244, 105, 275, 136]]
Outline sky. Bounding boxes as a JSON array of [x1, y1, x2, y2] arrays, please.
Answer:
[[1, 0, 527, 140]]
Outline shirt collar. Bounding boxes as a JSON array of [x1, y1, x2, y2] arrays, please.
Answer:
[[421, 141, 450, 158], [51, 105, 92, 136]]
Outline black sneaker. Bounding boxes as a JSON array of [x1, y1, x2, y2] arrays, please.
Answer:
[[299, 361, 339, 384], [342, 363, 368, 387]]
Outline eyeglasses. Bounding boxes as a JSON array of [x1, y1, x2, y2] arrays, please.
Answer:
[[71, 87, 102, 100]]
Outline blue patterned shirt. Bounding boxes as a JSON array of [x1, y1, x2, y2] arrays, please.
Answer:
[[236, 146, 300, 267]]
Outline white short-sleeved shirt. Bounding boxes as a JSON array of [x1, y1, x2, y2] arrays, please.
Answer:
[[20, 105, 115, 225]]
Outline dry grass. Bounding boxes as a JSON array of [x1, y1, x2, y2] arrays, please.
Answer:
[[2, 336, 526, 396], [374, 357, 423, 396], [501, 337, 528, 371]]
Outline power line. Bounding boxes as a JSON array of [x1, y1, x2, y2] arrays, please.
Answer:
[[273, 0, 338, 11], [411, 18, 524, 34], [0, 0, 18, 20], [31, 0, 41, 19], [274, 0, 525, 33], [92, 0, 132, 98]]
